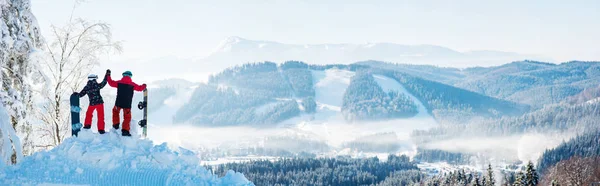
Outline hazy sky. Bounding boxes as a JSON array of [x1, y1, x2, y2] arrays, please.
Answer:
[[32, 0, 599, 62]]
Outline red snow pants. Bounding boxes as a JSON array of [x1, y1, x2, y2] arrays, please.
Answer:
[[112, 106, 132, 131], [84, 104, 105, 131]]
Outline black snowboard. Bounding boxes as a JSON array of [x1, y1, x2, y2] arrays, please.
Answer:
[[137, 89, 148, 138], [70, 93, 82, 136]]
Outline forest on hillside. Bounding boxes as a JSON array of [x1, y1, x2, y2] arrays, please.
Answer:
[[175, 61, 533, 125]]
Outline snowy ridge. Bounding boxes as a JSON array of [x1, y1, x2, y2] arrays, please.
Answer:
[[0, 130, 253, 186]]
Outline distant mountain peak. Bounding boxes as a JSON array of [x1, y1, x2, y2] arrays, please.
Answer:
[[225, 36, 245, 43], [214, 36, 245, 52], [205, 36, 548, 68]]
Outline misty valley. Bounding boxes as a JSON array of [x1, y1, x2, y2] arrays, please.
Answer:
[[139, 60, 600, 185], [2, 1, 600, 184]]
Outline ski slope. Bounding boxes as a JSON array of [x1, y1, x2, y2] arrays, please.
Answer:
[[276, 70, 438, 153], [310, 69, 355, 120], [312, 69, 354, 109], [151, 85, 197, 125], [0, 130, 253, 186], [372, 74, 432, 118]]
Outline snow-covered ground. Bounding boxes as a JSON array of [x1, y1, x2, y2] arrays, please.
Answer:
[[151, 85, 196, 125], [312, 69, 354, 109], [1, 130, 253, 186]]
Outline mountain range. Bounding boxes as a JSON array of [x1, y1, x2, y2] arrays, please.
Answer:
[[111, 36, 551, 82], [202, 36, 547, 69]]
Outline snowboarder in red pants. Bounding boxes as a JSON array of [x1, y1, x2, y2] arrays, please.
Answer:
[[74, 73, 108, 134], [106, 69, 146, 136]]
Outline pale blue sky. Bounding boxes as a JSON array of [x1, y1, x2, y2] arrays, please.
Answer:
[[32, 0, 600, 62]]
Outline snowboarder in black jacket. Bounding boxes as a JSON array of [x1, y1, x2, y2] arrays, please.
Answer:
[[106, 69, 147, 136], [74, 72, 109, 134]]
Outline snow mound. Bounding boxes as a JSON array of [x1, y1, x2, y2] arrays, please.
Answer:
[[0, 130, 253, 186]]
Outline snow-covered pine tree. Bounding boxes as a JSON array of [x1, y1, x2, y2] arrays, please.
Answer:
[[486, 164, 495, 186], [513, 171, 525, 186], [525, 161, 538, 186], [0, 0, 43, 165], [471, 175, 482, 186]]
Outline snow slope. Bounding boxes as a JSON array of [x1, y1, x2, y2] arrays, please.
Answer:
[[0, 130, 253, 186], [372, 74, 432, 118], [284, 70, 435, 124], [151, 85, 197, 125], [312, 69, 354, 112]]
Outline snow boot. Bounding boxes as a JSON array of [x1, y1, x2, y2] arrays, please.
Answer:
[[83, 125, 91, 129], [113, 124, 119, 130], [121, 130, 131, 137], [98, 130, 105, 134]]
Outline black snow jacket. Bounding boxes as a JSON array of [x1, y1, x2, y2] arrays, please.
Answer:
[[107, 75, 146, 109], [78, 76, 108, 106]]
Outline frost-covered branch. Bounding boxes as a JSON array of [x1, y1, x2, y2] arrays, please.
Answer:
[[34, 14, 121, 148]]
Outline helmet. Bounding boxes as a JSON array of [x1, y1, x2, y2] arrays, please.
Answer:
[[88, 74, 98, 81], [122, 71, 132, 77]]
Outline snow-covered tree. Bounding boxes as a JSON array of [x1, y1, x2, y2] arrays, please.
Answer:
[[525, 161, 538, 186], [0, 0, 43, 164], [34, 2, 121, 148], [513, 172, 525, 186], [541, 156, 600, 186], [471, 176, 482, 186], [486, 164, 495, 186]]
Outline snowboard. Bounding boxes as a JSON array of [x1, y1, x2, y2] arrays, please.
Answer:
[[70, 93, 82, 136], [137, 89, 148, 138]]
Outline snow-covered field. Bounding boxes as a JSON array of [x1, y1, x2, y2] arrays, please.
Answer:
[[1, 130, 253, 185]]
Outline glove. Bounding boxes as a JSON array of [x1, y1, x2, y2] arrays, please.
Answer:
[[73, 92, 78, 95], [106, 69, 111, 75]]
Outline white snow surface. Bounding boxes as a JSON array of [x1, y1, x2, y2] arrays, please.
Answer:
[[152, 85, 196, 125], [0, 130, 253, 186], [312, 69, 354, 109]]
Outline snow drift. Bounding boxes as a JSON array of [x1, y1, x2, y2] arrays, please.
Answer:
[[0, 130, 253, 186]]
